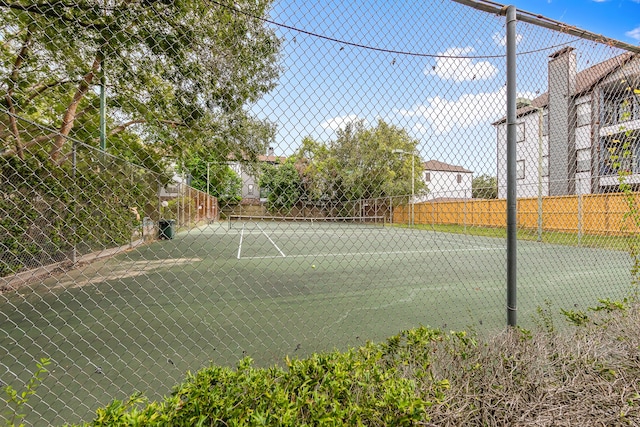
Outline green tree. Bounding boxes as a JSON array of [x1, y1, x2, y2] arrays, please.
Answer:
[[0, 0, 281, 165], [180, 151, 242, 208], [297, 120, 425, 205], [259, 158, 303, 213], [472, 175, 498, 199]]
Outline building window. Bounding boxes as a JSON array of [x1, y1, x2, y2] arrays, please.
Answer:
[[617, 96, 637, 123], [517, 160, 525, 180], [516, 123, 525, 142], [260, 187, 270, 199], [425, 172, 431, 182], [576, 102, 590, 127], [542, 155, 549, 177], [248, 184, 254, 195], [603, 94, 640, 126], [542, 113, 548, 136], [456, 174, 462, 184], [601, 133, 640, 176], [603, 102, 615, 126], [576, 148, 590, 172]]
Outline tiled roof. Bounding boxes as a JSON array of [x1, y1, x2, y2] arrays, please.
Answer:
[[257, 155, 287, 163], [493, 51, 636, 125], [423, 160, 472, 173], [227, 153, 287, 163]]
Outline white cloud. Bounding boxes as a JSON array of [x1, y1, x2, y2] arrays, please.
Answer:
[[491, 32, 523, 46], [319, 115, 366, 131], [626, 26, 640, 41], [427, 47, 498, 82], [399, 88, 536, 135], [412, 122, 429, 134]]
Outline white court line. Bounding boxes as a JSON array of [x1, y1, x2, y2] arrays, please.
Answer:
[[239, 246, 502, 260], [233, 230, 402, 236], [257, 223, 286, 258], [237, 224, 245, 259]]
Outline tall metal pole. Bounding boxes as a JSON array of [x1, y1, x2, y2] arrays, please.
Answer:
[[506, 5, 518, 327], [99, 0, 107, 153], [99, 74, 106, 152], [538, 108, 543, 242], [207, 162, 210, 221], [72, 142, 77, 265], [578, 183, 583, 246], [411, 154, 415, 227]]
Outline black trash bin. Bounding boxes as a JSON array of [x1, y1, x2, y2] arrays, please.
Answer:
[[159, 219, 176, 240]]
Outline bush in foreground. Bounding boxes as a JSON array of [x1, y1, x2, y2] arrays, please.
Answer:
[[79, 300, 640, 426]]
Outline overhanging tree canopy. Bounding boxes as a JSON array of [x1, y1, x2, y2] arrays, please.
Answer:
[[1, 0, 282, 165]]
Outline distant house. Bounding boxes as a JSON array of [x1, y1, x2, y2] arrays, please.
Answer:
[[228, 147, 287, 204], [494, 48, 640, 198], [418, 160, 473, 202], [158, 161, 186, 201]]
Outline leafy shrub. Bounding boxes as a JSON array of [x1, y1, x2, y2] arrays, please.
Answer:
[[2, 358, 50, 427], [84, 328, 450, 426], [78, 302, 640, 426]]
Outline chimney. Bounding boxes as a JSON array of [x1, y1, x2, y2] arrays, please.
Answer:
[[267, 146, 274, 157], [548, 47, 577, 196]]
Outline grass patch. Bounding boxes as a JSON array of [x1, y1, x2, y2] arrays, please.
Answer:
[[394, 222, 640, 251]]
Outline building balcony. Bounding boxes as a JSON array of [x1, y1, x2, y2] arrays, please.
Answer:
[[600, 118, 640, 137], [599, 173, 640, 187]]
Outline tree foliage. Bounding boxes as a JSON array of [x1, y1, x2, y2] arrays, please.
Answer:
[[297, 120, 426, 204], [180, 150, 242, 208], [472, 174, 498, 199], [0, 0, 282, 165], [0, 148, 158, 277], [0, 0, 282, 275], [259, 157, 303, 213]]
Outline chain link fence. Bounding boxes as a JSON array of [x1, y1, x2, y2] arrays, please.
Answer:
[[1, 0, 640, 424]]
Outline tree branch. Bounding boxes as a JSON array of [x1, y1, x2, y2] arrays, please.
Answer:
[[106, 118, 187, 137], [26, 79, 77, 103], [4, 26, 32, 160], [1, 132, 59, 158], [49, 54, 101, 162], [107, 119, 146, 137], [0, 0, 107, 29]]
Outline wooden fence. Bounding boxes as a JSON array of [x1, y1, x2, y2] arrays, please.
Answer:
[[393, 193, 640, 235]]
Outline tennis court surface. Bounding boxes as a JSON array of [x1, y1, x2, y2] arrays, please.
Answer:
[[0, 219, 633, 424]]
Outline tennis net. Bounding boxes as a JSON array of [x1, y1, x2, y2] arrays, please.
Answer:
[[227, 215, 387, 229]]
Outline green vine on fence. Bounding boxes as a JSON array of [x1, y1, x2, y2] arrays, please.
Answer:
[[2, 358, 50, 427], [0, 149, 161, 278], [611, 89, 640, 299]]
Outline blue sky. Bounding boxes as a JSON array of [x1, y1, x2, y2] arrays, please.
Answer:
[[508, 0, 640, 43], [252, 0, 640, 176]]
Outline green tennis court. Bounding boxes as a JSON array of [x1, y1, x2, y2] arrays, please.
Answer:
[[0, 220, 633, 424]]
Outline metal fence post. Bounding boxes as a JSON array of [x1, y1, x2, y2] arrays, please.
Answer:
[[506, 5, 518, 327], [538, 108, 544, 242], [578, 191, 583, 246], [464, 198, 467, 234], [72, 141, 77, 265]]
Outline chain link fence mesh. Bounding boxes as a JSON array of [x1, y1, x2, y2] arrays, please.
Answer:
[[1, 0, 639, 424]]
